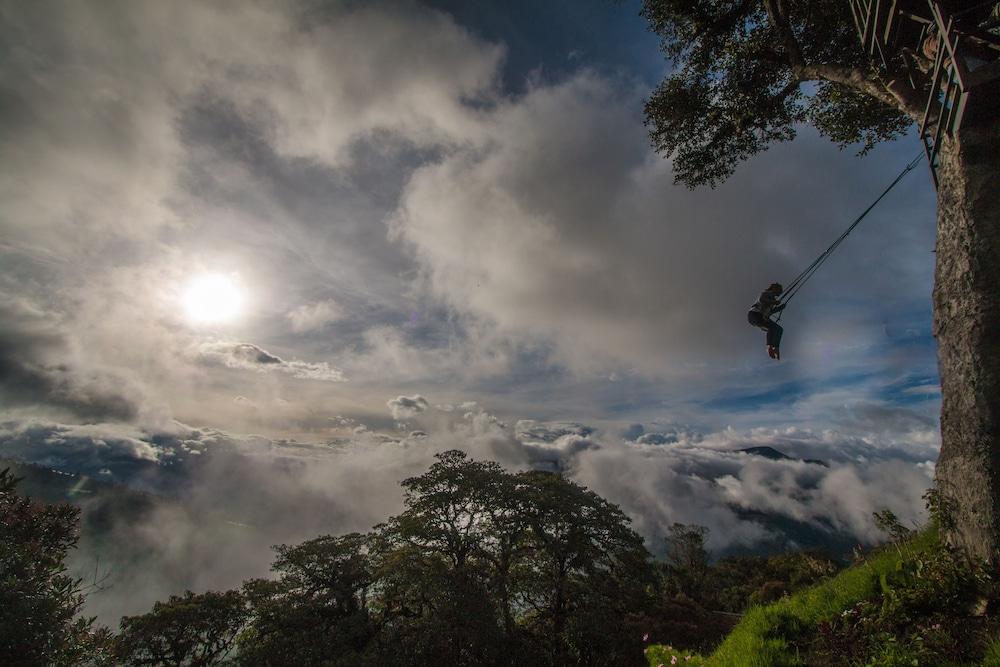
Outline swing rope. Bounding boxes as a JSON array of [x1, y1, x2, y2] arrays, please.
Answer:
[[775, 151, 924, 322]]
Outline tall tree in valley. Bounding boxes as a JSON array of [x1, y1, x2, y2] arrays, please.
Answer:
[[518, 470, 653, 666], [239, 533, 374, 666]]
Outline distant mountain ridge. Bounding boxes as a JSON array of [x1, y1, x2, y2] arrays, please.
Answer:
[[0, 458, 153, 506], [737, 446, 828, 468]]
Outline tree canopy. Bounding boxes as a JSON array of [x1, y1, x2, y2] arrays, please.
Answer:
[[216, 450, 659, 666], [642, 0, 917, 187]]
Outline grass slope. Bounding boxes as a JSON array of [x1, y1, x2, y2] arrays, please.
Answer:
[[646, 529, 945, 667]]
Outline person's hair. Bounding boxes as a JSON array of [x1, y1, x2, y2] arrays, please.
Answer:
[[768, 282, 783, 293]]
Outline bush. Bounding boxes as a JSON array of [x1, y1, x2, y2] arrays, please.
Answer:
[[801, 533, 996, 665], [646, 524, 1000, 667], [0, 468, 113, 666], [645, 643, 708, 666]]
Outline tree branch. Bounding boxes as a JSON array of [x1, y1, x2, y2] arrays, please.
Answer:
[[879, 69, 931, 122], [803, 63, 925, 120], [762, 0, 804, 66], [773, 78, 802, 104], [761, 0, 924, 121]]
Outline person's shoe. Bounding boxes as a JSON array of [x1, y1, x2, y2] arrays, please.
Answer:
[[773, 347, 781, 361], [767, 345, 777, 359]]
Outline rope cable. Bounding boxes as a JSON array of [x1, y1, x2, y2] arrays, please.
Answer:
[[774, 151, 924, 322]]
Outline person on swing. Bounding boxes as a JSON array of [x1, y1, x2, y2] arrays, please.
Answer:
[[748, 283, 785, 360]]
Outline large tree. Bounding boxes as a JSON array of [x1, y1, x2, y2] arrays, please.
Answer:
[[371, 451, 652, 666], [116, 590, 247, 666], [370, 451, 511, 665], [641, 0, 1000, 561], [239, 533, 375, 665], [516, 470, 653, 666]]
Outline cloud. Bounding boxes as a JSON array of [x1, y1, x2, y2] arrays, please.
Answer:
[[1, 0, 502, 250], [218, 1, 502, 165], [622, 423, 645, 440], [387, 394, 430, 420], [831, 401, 936, 436], [197, 341, 346, 382], [636, 432, 678, 445], [0, 0, 938, 435], [0, 351, 140, 423], [0, 295, 145, 422], [515, 419, 595, 443], [0, 396, 938, 623], [0, 0, 505, 426], [388, 66, 936, 379], [287, 300, 341, 333], [0, 420, 161, 472], [567, 431, 932, 554], [902, 383, 941, 396]]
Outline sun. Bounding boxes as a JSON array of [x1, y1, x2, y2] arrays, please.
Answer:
[[182, 272, 245, 325]]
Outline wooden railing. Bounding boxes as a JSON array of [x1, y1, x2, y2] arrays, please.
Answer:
[[848, 1, 1000, 187]]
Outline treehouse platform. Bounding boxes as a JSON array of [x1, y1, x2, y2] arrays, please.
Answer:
[[849, 0, 1000, 185]]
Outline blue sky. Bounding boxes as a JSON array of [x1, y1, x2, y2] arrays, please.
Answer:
[[0, 0, 942, 621], [426, 0, 666, 89]]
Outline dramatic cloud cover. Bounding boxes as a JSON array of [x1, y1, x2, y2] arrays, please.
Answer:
[[0, 0, 940, 624]]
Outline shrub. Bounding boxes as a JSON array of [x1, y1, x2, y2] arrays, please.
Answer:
[[0, 468, 113, 666]]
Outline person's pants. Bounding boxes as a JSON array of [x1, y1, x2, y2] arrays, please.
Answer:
[[748, 311, 783, 348]]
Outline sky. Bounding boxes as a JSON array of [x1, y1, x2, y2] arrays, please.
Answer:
[[0, 0, 942, 622]]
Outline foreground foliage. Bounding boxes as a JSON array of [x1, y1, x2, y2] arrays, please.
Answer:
[[648, 524, 1000, 666], [12, 454, 1000, 666], [0, 468, 112, 666]]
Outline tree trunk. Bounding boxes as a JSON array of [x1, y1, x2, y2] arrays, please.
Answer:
[[932, 116, 1000, 562]]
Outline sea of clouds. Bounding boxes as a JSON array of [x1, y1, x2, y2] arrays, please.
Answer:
[[1, 392, 936, 625]]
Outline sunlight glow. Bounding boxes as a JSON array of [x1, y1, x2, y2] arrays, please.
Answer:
[[182, 273, 245, 325]]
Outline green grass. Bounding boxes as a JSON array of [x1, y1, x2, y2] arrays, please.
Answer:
[[982, 636, 1000, 667], [646, 528, 941, 667]]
